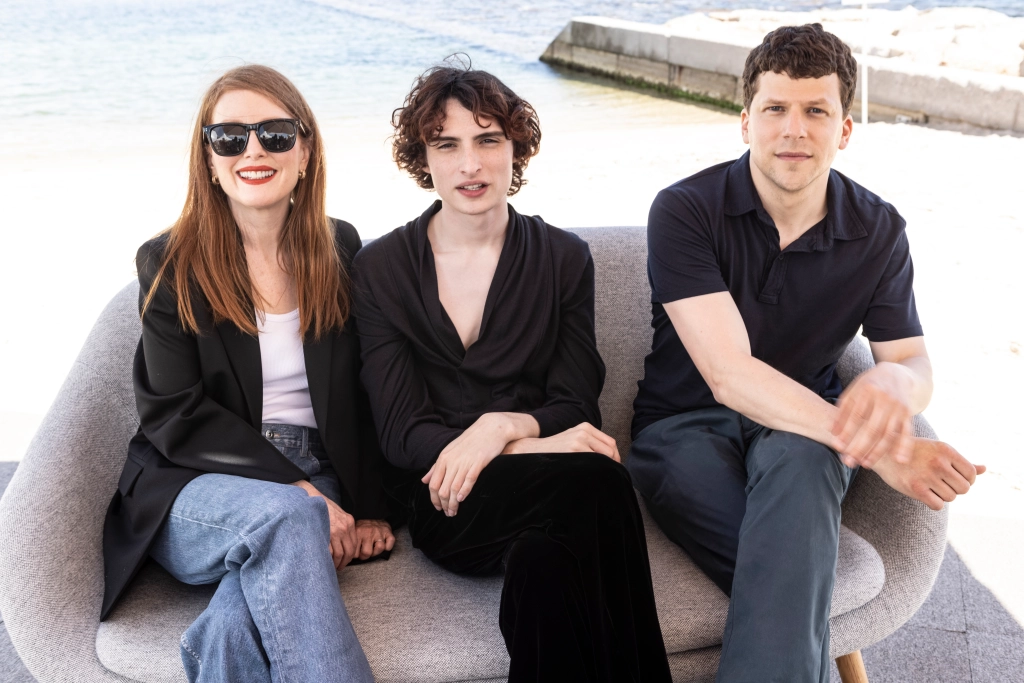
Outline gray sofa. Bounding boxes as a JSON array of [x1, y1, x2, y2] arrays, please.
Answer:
[[0, 227, 945, 682]]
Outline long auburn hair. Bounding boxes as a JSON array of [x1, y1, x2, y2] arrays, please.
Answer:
[[142, 65, 348, 340]]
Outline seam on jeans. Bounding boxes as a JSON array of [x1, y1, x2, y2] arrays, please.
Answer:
[[180, 633, 202, 672], [253, 501, 321, 683], [169, 515, 285, 681], [258, 551, 288, 683], [170, 497, 315, 683], [167, 512, 250, 538]]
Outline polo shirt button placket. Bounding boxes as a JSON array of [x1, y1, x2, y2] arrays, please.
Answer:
[[758, 252, 790, 305]]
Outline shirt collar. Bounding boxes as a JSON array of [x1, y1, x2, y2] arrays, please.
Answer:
[[723, 152, 760, 218], [724, 152, 868, 252], [413, 199, 522, 257], [414, 199, 444, 257]]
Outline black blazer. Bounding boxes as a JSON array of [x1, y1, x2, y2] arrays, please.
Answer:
[[101, 220, 388, 620]]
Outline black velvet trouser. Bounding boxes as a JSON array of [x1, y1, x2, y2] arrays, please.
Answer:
[[404, 453, 672, 683]]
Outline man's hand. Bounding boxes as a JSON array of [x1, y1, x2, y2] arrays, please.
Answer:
[[504, 422, 620, 462], [872, 438, 986, 511], [832, 362, 918, 469], [354, 519, 396, 561], [293, 480, 358, 569], [422, 413, 522, 518]]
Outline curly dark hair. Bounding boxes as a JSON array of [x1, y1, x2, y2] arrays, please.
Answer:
[[742, 24, 859, 116], [391, 56, 542, 196]]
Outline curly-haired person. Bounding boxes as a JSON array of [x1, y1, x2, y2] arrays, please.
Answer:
[[351, 58, 672, 682]]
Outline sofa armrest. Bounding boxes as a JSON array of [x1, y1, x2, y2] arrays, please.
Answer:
[[0, 283, 141, 682], [830, 336, 946, 655]]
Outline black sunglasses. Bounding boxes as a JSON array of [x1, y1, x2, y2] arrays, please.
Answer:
[[202, 118, 308, 157]]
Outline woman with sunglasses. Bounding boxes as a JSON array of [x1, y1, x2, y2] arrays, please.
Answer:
[[101, 65, 392, 683]]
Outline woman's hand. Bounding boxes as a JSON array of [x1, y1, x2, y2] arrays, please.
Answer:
[[504, 423, 620, 462], [422, 412, 539, 517], [355, 519, 396, 560], [292, 481, 358, 569]]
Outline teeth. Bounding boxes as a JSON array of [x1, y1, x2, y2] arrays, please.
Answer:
[[238, 170, 275, 179], [461, 184, 484, 190]]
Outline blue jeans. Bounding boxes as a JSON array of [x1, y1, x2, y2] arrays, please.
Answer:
[[149, 423, 374, 683], [628, 407, 854, 683]]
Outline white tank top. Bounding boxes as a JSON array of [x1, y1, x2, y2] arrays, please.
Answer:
[[257, 309, 317, 428]]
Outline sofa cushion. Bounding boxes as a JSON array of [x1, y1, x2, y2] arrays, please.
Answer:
[[97, 503, 883, 683], [640, 499, 885, 655], [567, 227, 654, 458]]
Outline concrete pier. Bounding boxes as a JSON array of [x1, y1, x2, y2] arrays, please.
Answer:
[[541, 12, 1024, 131]]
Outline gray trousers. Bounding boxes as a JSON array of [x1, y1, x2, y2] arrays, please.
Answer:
[[627, 406, 854, 683]]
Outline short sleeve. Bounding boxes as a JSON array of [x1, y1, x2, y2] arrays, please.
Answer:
[[861, 231, 924, 342], [646, 187, 728, 304]]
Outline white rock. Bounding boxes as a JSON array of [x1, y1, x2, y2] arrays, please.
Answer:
[[664, 7, 1024, 79]]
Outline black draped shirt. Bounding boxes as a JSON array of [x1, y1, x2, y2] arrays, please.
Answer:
[[352, 201, 605, 471]]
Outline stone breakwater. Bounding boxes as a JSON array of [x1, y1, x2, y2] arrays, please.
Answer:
[[540, 8, 1024, 132]]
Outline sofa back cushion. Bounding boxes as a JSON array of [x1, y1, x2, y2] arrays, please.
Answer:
[[566, 227, 651, 457]]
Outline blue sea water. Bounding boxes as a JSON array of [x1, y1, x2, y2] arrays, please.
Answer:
[[1, 0, 1022, 133]]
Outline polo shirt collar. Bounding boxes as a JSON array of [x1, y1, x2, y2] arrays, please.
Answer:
[[724, 152, 868, 252], [723, 152, 760, 218]]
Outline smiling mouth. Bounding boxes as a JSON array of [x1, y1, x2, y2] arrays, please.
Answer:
[[238, 170, 276, 180], [458, 183, 486, 191]]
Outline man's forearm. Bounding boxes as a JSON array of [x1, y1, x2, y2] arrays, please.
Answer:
[[866, 337, 934, 416], [711, 354, 841, 450], [883, 356, 933, 415]]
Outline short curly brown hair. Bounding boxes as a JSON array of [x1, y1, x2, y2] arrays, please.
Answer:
[[743, 24, 859, 117], [392, 58, 541, 196]]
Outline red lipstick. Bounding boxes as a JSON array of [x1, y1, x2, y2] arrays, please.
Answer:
[[236, 165, 277, 185]]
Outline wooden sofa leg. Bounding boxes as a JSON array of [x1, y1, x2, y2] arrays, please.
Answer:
[[835, 650, 869, 683]]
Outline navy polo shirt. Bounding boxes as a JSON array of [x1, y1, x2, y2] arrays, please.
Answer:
[[631, 152, 923, 438]]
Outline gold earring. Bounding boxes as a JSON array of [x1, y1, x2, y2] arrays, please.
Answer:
[[211, 174, 220, 185], [298, 169, 306, 180]]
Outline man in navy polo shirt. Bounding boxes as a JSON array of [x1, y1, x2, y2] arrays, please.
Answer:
[[627, 24, 986, 682]]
